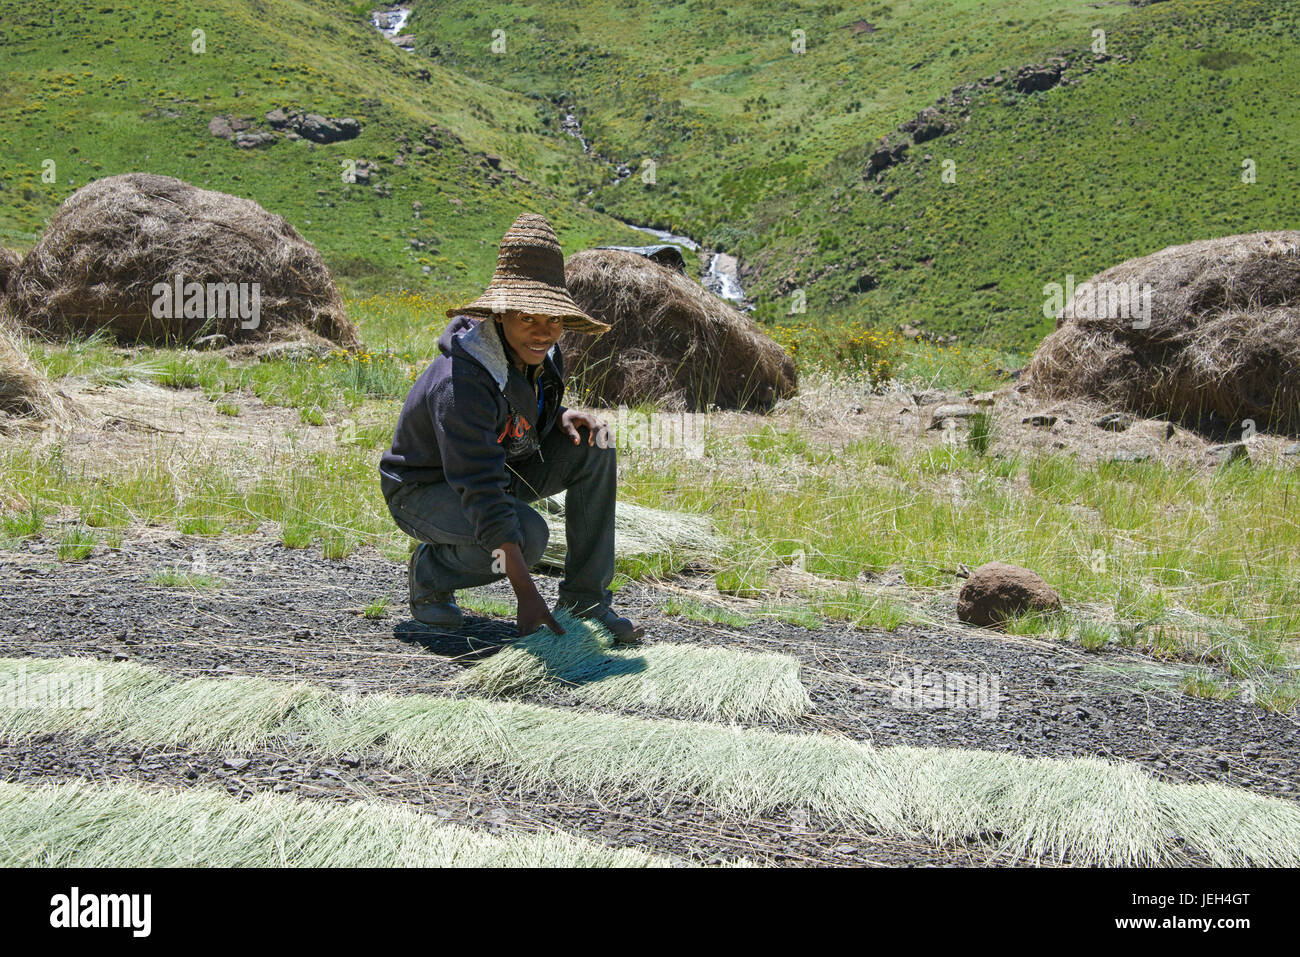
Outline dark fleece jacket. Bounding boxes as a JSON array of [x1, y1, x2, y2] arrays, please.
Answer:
[[379, 315, 567, 549]]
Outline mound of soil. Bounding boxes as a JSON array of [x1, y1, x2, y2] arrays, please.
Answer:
[[8, 173, 362, 350]]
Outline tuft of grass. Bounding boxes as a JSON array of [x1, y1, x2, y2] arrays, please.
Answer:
[[457, 594, 515, 618], [715, 564, 770, 599], [967, 411, 994, 456], [363, 596, 392, 619], [663, 596, 754, 628], [1181, 670, 1232, 701], [459, 609, 810, 722], [0, 502, 47, 544], [759, 603, 823, 630], [0, 779, 667, 868], [1072, 618, 1115, 652], [1002, 609, 1068, 638], [149, 569, 222, 590], [56, 526, 96, 561], [803, 589, 914, 632]]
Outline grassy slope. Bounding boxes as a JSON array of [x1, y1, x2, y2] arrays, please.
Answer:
[[405, 0, 1300, 348], [3, 1, 1295, 351], [0, 0, 650, 297]]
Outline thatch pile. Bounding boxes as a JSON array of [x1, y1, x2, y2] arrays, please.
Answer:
[[0, 247, 19, 295], [0, 305, 78, 426], [8, 173, 362, 349], [561, 248, 796, 411], [1023, 231, 1300, 432], [535, 496, 720, 573]]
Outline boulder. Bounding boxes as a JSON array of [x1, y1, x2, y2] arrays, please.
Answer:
[[957, 562, 1062, 628]]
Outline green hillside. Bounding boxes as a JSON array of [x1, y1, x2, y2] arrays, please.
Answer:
[[407, 0, 1300, 347], [0, 0, 649, 298], [1, 0, 1296, 351]]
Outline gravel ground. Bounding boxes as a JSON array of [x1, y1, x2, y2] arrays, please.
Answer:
[[2, 532, 1297, 865]]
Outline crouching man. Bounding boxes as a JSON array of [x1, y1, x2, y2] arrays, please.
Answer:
[[379, 213, 643, 644]]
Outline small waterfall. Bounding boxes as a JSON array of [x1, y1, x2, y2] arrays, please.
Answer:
[[371, 7, 411, 40]]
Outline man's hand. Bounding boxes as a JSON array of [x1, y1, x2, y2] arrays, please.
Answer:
[[496, 541, 565, 637], [516, 591, 563, 638], [560, 408, 610, 447]]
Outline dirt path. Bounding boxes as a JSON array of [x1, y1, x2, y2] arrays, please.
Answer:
[[2, 533, 1296, 865]]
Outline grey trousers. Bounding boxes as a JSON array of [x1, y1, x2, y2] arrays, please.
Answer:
[[386, 424, 616, 613]]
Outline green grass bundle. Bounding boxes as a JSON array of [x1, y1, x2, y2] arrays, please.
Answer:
[[457, 608, 810, 721], [0, 779, 667, 868], [6, 656, 1300, 866], [535, 497, 720, 575], [0, 656, 329, 751]]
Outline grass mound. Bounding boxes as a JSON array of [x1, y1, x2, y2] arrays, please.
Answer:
[[0, 312, 79, 426], [0, 246, 18, 294], [562, 248, 797, 412], [1024, 231, 1300, 431], [0, 778, 666, 867], [4, 656, 1298, 865], [9, 173, 362, 350], [457, 608, 810, 721]]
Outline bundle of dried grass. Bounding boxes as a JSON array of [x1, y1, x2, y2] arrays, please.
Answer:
[[0, 247, 19, 295], [1023, 232, 1300, 432], [8, 173, 362, 349], [561, 248, 796, 411], [0, 305, 79, 426]]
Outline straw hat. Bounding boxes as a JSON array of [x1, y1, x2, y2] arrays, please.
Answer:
[[446, 213, 610, 334]]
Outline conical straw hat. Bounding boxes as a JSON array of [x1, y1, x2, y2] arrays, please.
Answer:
[[446, 213, 610, 334]]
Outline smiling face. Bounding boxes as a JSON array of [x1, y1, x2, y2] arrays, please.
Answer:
[[494, 310, 564, 369]]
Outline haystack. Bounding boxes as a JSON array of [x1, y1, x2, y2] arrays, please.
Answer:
[[0, 247, 19, 295], [8, 173, 362, 349], [561, 248, 796, 411], [0, 306, 78, 426], [1023, 231, 1300, 432]]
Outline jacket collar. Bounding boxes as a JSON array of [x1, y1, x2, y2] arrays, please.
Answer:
[[453, 316, 559, 394]]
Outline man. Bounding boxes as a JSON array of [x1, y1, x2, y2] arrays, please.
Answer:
[[379, 213, 643, 643]]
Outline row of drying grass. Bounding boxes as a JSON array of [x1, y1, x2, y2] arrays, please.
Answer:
[[0, 778, 666, 868], [4, 656, 1298, 866], [459, 608, 810, 722]]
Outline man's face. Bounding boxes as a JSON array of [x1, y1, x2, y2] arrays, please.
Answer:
[[496, 310, 563, 365]]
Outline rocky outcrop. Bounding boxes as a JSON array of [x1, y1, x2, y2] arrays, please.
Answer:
[[900, 106, 954, 144], [209, 109, 362, 148], [1013, 61, 1066, 94], [863, 135, 909, 180], [266, 109, 360, 143]]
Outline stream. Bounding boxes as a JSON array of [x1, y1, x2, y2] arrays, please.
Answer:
[[371, 7, 411, 42], [558, 112, 749, 306], [367, 11, 750, 306]]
